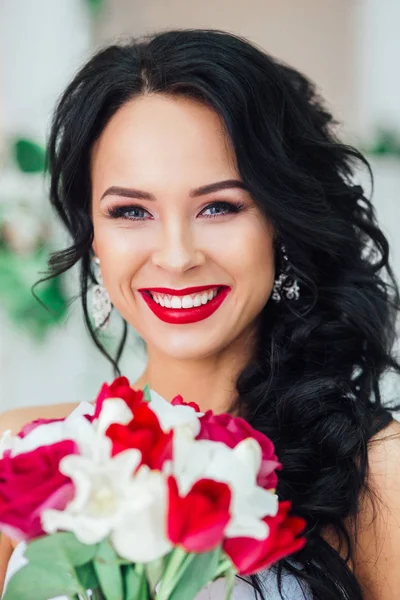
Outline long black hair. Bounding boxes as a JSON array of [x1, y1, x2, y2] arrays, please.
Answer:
[[43, 28, 400, 599]]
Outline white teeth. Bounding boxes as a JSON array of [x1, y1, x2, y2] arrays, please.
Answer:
[[150, 288, 220, 309], [193, 295, 202, 307], [182, 295, 194, 309], [170, 296, 182, 309]]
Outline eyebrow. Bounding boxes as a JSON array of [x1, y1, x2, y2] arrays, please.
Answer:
[[100, 179, 248, 202]]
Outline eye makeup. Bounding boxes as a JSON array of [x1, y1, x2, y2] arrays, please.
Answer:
[[105, 200, 245, 221]]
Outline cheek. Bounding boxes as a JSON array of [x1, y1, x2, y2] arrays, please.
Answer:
[[213, 220, 275, 292], [243, 234, 275, 308], [92, 223, 148, 288]]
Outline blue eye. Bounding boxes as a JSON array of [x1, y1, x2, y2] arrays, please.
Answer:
[[201, 201, 244, 218], [106, 200, 244, 221], [107, 206, 150, 221]]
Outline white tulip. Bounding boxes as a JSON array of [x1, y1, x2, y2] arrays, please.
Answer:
[[0, 398, 132, 460], [168, 428, 278, 541], [148, 389, 203, 435], [42, 450, 172, 563], [111, 468, 172, 563]]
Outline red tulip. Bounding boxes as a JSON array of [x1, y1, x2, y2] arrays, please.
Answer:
[[106, 402, 173, 469], [92, 376, 144, 420], [167, 475, 231, 553], [171, 395, 201, 412], [223, 501, 306, 575]]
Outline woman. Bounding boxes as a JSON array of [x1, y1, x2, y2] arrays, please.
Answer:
[[1, 28, 400, 599]]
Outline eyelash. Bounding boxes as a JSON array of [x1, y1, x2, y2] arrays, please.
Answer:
[[106, 201, 245, 221]]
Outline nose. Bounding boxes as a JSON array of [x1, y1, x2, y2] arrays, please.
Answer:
[[151, 219, 205, 274]]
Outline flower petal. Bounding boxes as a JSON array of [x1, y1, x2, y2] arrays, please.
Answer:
[[112, 471, 172, 563], [95, 398, 133, 436], [149, 389, 202, 435]]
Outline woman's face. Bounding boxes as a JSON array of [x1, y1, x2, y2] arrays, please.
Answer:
[[91, 94, 275, 360]]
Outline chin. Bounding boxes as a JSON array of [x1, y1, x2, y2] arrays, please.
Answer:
[[151, 332, 227, 361]]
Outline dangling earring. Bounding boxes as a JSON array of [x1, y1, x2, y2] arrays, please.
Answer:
[[272, 243, 300, 302], [91, 257, 112, 329]]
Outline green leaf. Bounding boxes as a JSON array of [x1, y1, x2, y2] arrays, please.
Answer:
[[143, 384, 151, 402], [168, 547, 222, 600], [76, 562, 99, 591], [56, 531, 99, 567], [145, 555, 168, 593], [24, 532, 97, 568], [24, 534, 72, 568], [93, 539, 124, 600], [13, 138, 46, 173], [3, 562, 82, 600], [123, 564, 149, 600], [157, 546, 222, 600], [16, 535, 93, 598], [117, 557, 132, 566]]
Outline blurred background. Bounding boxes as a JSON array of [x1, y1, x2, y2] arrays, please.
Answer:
[[0, 0, 399, 411]]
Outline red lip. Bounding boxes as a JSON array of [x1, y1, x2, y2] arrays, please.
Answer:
[[138, 286, 231, 324], [138, 285, 224, 296]]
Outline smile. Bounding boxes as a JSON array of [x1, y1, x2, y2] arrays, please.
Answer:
[[138, 285, 231, 324]]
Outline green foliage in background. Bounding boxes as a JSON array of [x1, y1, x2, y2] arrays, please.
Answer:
[[367, 128, 400, 158], [1, 136, 69, 340], [13, 138, 47, 173], [0, 244, 68, 341], [87, 0, 105, 15]]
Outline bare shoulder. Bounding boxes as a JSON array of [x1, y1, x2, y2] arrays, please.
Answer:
[[365, 418, 400, 506], [368, 417, 400, 468], [352, 418, 400, 599], [0, 402, 80, 436]]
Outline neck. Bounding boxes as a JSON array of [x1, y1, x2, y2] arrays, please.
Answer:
[[133, 329, 257, 414]]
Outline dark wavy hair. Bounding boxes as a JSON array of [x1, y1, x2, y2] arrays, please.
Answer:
[[42, 28, 400, 599]]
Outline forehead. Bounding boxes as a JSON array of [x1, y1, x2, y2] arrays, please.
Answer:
[[90, 94, 239, 189]]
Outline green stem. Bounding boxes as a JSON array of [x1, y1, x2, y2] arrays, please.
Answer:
[[214, 557, 235, 579], [156, 547, 192, 600]]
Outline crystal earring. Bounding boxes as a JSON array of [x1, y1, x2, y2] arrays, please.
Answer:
[[91, 257, 112, 329], [272, 244, 300, 302]]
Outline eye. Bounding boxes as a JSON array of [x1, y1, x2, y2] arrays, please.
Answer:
[[106, 205, 151, 221], [200, 201, 244, 219], [106, 200, 244, 221]]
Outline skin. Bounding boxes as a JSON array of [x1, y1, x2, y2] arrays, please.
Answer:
[[91, 94, 275, 413], [1, 93, 400, 598]]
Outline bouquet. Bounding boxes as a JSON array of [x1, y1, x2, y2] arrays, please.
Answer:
[[0, 377, 306, 600]]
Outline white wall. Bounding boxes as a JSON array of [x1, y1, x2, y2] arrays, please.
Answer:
[[95, 0, 357, 135], [0, 0, 91, 142], [0, 0, 147, 412], [357, 158, 400, 405], [353, 0, 400, 140]]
